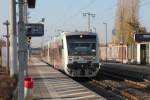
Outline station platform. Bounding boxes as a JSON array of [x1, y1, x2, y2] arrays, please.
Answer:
[[28, 57, 105, 100]]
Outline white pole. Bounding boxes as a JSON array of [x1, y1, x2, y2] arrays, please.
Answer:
[[23, 0, 28, 76], [3, 20, 10, 74], [103, 22, 107, 63], [18, 0, 27, 99], [9, 0, 17, 77], [88, 12, 91, 32]]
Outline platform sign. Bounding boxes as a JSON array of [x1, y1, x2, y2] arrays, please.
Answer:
[[26, 23, 44, 37], [134, 34, 150, 42], [27, 0, 36, 8]]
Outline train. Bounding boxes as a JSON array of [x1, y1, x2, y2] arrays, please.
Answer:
[[41, 31, 101, 77]]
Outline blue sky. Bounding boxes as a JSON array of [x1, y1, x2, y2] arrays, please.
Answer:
[[0, 0, 150, 47]]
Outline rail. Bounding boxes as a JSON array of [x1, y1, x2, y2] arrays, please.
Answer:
[[91, 70, 150, 100]]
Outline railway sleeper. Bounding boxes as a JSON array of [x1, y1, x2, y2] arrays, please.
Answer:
[[124, 80, 147, 88], [96, 81, 140, 100], [121, 91, 140, 100]]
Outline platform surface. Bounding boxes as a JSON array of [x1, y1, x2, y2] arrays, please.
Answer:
[[28, 57, 105, 100]]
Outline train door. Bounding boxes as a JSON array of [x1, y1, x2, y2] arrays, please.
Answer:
[[52, 48, 56, 67], [140, 44, 146, 64], [59, 46, 63, 69], [56, 46, 60, 68], [49, 48, 52, 64]]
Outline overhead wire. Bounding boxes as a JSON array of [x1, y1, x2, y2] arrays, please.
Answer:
[[55, 0, 74, 28], [61, 0, 97, 27], [96, 2, 117, 19], [71, 1, 117, 30], [139, 0, 150, 26], [140, 0, 150, 7], [60, 0, 149, 32], [97, 0, 149, 24], [72, 1, 118, 34], [94, 2, 117, 26]]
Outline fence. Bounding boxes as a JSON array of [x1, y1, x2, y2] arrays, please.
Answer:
[[99, 44, 128, 63]]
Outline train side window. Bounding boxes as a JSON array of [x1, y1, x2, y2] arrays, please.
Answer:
[[53, 48, 56, 60], [62, 40, 64, 49], [59, 47, 62, 59]]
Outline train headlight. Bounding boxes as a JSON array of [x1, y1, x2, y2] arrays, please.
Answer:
[[68, 59, 73, 63], [92, 57, 96, 60], [68, 56, 73, 62], [69, 58, 72, 61]]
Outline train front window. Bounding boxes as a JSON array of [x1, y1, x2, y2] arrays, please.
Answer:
[[68, 42, 96, 56], [66, 35, 97, 56]]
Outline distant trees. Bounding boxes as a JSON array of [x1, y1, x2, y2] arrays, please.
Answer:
[[114, 0, 143, 45]]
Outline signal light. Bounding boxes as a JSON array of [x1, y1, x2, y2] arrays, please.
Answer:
[[27, 36, 31, 44], [28, 36, 31, 40], [27, 0, 36, 8], [28, 40, 30, 44]]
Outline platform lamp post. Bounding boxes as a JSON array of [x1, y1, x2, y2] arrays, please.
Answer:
[[120, 16, 124, 64], [103, 22, 107, 63], [3, 20, 10, 74], [120, 41, 123, 64]]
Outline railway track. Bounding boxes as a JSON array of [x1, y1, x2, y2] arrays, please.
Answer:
[[90, 71, 150, 100], [74, 70, 150, 100], [91, 79, 150, 100]]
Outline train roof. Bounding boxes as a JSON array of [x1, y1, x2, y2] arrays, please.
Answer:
[[61, 31, 97, 36]]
